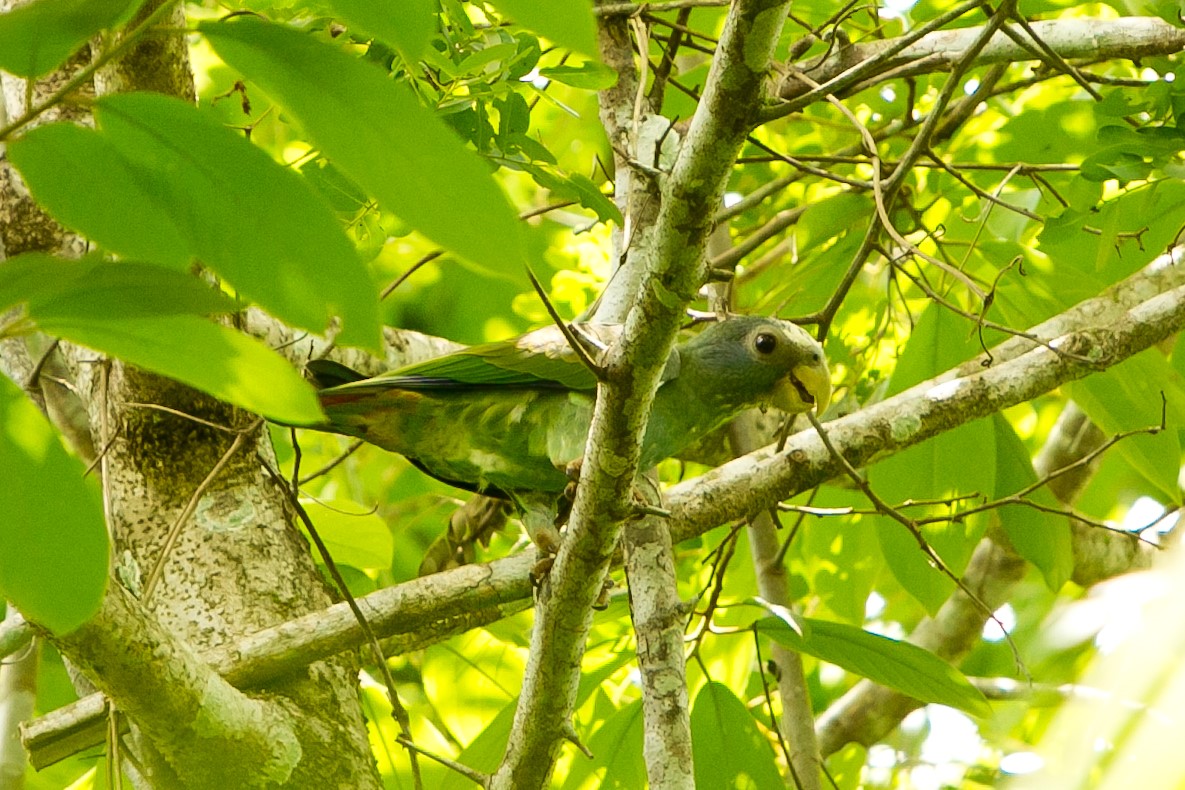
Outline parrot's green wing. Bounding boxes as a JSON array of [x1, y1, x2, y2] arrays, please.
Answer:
[[318, 323, 630, 395]]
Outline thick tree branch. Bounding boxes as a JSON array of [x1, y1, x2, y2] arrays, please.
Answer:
[[54, 585, 301, 785], [767, 16, 1185, 121], [0, 3, 382, 782], [665, 245, 1185, 535], [24, 553, 537, 770], [624, 515, 695, 789]]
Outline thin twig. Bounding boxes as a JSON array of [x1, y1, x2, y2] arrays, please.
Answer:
[[594, 0, 729, 15], [752, 630, 794, 779], [381, 252, 442, 300], [396, 736, 489, 786], [297, 440, 365, 486], [122, 402, 242, 434], [525, 266, 606, 379], [23, 338, 60, 392], [804, 412, 1022, 666], [886, 255, 1097, 366], [261, 461, 424, 788]]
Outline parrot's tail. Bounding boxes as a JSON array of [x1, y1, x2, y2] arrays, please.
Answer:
[[305, 359, 366, 389], [264, 360, 374, 434]]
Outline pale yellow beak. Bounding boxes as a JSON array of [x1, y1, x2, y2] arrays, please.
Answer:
[[772, 363, 831, 415]]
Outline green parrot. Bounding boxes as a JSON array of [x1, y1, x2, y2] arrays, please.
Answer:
[[303, 316, 830, 550]]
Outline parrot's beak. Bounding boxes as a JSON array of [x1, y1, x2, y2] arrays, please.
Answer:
[[773, 363, 831, 415]]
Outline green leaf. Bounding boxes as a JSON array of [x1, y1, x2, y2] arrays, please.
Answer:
[[487, 0, 597, 59], [9, 92, 381, 348], [992, 414, 1072, 590], [757, 617, 991, 718], [39, 314, 322, 424], [1067, 349, 1184, 502], [517, 161, 621, 225], [326, 0, 435, 60], [538, 62, 618, 91], [0, 376, 107, 635], [441, 703, 515, 789], [887, 302, 983, 395], [0, 253, 237, 324], [872, 304, 996, 612], [797, 192, 874, 253], [8, 124, 189, 267], [0, 0, 143, 78], [201, 18, 538, 277], [299, 499, 394, 570], [870, 417, 994, 614], [690, 682, 784, 789], [564, 699, 645, 789]]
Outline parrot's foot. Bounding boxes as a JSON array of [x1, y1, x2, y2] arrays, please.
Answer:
[[564, 458, 583, 482], [559, 458, 582, 513], [629, 475, 669, 519], [521, 507, 562, 555], [515, 493, 563, 589], [592, 576, 614, 610], [531, 554, 555, 591]]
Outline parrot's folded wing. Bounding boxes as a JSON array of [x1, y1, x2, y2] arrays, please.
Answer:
[[314, 323, 638, 395]]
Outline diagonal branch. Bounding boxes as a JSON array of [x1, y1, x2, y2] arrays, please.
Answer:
[[52, 584, 300, 783], [765, 16, 1185, 121]]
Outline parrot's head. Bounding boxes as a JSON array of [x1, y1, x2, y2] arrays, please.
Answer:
[[684, 316, 831, 417]]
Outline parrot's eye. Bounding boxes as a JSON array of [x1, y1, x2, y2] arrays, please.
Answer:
[[754, 333, 778, 354]]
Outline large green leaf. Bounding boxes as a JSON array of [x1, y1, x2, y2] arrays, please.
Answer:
[[326, 0, 436, 61], [886, 302, 983, 396], [0, 0, 142, 78], [871, 305, 996, 612], [992, 414, 1072, 590], [0, 253, 319, 422], [487, 0, 597, 59], [0, 253, 237, 323], [797, 191, 874, 253], [1066, 349, 1185, 502], [8, 92, 380, 348], [39, 314, 321, 424], [870, 417, 994, 614], [201, 18, 539, 277], [7, 125, 187, 266], [563, 699, 645, 789], [690, 681, 784, 789], [757, 617, 991, 718], [0, 376, 107, 635]]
